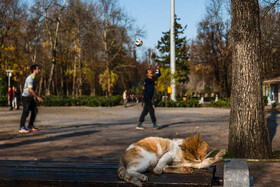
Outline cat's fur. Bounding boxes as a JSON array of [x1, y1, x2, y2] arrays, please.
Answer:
[[117, 134, 226, 187]]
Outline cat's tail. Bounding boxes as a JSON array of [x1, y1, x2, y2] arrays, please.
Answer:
[[117, 157, 143, 187]]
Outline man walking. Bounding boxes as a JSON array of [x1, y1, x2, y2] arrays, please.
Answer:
[[136, 65, 161, 130], [19, 64, 43, 133]]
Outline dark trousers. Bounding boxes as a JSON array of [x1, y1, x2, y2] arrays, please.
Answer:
[[20, 97, 37, 128], [139, 98, 156, 124], [16, 97, 20, 109], [9, 99, 13, 110]]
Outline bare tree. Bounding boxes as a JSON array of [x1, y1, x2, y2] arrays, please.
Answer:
[[229, 0, 272, 158], [260, 4, 280, 79], [41, 0, 67, 95], [93, 0, 134, 96], [191, 0, 232, 97]]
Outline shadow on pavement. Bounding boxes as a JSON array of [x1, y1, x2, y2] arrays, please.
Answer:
[[0, 130, 99, 149], [159, 121, 190, 129]]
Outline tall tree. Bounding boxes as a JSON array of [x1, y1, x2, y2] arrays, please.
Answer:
[[260, 6, 280, 79], [41, 0, 67, 95], [154, 16, 189, 84], [191, 0, 232, 97], [93, 0, 134, 96], [0, 0, 29, 92], [229, 0, 272, 158]]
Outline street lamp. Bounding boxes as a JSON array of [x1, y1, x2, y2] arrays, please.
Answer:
[[6, 70, 13, 106], [6, 70, 13, 87]]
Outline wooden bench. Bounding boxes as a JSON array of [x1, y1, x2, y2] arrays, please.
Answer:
[[0, 160, 218, 186]]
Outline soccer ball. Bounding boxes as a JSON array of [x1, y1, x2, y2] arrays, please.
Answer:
[[135, 39, 143, 47]]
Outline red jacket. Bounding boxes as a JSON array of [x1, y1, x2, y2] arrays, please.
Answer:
[[8, 89, 13, 98]]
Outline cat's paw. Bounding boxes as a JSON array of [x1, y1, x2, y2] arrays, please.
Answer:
[[153, 166, 163, 174], [137, 174, 148, 181], [215, 149, 226, 160], [163, 166, 193, 174], [182, 167, 193, 173]]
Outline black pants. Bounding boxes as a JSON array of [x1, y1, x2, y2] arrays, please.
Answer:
[[20, 97, 37, 128], [139, 98, 156, 124], [16, 97, 20, 109], [9, 99, 13, 110]]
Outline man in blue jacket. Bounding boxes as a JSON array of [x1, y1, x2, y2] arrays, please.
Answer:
[[137, 66, 161, 130]]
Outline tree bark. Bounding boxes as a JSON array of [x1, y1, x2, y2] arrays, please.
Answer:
[[229, 0, 272, 158], [46, 50, 56, 95]]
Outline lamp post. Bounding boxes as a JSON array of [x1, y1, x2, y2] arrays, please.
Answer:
[[6, 70, 13, 106], [170, 0, 176, 101], [6, 70, 13, 87]]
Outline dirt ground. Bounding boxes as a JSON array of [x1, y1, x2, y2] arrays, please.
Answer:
[[0, 104, 279, 186]]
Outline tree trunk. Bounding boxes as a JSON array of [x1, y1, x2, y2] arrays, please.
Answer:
[[42, 0, 67, 96], [38, 70, 43, 96], [90, 75, 96, 96], [229, 0, 272, 159], [72, 60, 77, 96], [107, 67, 111, 96], [60, 66, 64, 95], [46, 57, 55, 96], [77, 44, 82, 96]]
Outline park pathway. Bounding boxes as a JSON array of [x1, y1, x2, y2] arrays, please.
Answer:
[[0, 104, 279, 186]]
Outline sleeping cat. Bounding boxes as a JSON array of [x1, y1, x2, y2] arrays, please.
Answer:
[[117, 134, 226, 187]]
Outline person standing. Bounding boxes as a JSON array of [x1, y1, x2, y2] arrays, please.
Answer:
[[136, 65, 161, 130], [12, 86, 17, 109], [14, 87, 21, 110], [123, 90, 127, 108], [19, 64, 43, 133], [8, 86, 13, 110]]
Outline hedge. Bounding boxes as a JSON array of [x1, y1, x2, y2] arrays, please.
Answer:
[[0, 95, 122, 107], [38, 95, 122, 107], [0, 96, 7, 106], [209, 96, 269, 108], [154, 97, 201, 108], [210, 98, 231, 108]]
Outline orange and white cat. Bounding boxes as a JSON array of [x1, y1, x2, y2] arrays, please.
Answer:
[[118, 134, 226, 187]]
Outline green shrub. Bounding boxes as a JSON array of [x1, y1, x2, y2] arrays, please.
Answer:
[[271, 102, 277, 111], [263, 96, 268, 106], [210, 97, 231, 108], [178, 99, 201, 107], [39, 96, 76, 106], [273, 150, 280, 159], [154, 98, 200, 107], [38, 95, 122, 107], [0, 96, 8, 107], [222, 151, 236, 159]]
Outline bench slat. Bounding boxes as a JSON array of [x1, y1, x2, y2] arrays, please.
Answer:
[[0, 160, 214, 186], [0, 160, 118, 169]]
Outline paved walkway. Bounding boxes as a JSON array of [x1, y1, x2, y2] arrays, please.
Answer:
[[0, 104, 279, 186]]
